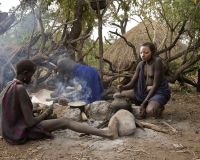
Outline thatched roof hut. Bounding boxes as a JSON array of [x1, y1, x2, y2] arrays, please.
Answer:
[[103, 20, 187, 70]]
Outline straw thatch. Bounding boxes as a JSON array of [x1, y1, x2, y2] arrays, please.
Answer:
[[103, 19, 187, 70]]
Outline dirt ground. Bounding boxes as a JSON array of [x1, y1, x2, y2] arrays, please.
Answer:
[[0, 85, 200, 160]]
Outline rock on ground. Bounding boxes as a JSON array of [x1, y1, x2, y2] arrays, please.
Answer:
[[87, 101, 112, 121], [108, 109, 136, 136]]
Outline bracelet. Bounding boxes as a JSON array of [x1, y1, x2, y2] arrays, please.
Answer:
[[44, 111, 48, 117]]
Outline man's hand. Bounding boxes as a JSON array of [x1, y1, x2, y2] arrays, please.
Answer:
[[45, 106, 54, 116]]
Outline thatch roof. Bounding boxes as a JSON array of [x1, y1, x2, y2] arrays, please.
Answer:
[[103, 20, 187, 69]]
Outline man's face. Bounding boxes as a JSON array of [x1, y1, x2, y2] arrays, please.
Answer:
[[24, 70, 36, 84]]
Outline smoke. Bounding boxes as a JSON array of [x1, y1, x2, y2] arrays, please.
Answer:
[[76, 77, 92, 103], [56, 81, 68, 94], [54, 77, 92, 104], [0, 10, 39, 88]]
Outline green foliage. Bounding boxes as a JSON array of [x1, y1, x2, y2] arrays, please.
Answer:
[[168, 61, 180, 73], [189, 60, 200, 76], [144, 0, 200, 34], [1, 0, 200, 79], [82, 2, 95, 28], [44, 0, 96, 29]]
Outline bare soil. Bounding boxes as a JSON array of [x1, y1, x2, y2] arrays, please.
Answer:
[[0, 85, 200, 160]]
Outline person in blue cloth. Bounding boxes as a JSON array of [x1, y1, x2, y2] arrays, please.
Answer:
[[117, 42, 171, 119], [55, 56, 104, 104]]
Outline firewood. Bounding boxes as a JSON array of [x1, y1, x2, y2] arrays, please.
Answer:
[[135, 120, 170, 134], [81, 112, 88, 121], [152, 121, 178, 134], [135, 119, 145, 131]]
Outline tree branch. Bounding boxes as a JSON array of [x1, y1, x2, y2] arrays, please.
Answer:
[[156, 21, 186, 55]]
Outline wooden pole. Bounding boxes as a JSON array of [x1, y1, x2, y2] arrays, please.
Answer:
[[98, 15, 104, 80], [96, 0, 104, 80]]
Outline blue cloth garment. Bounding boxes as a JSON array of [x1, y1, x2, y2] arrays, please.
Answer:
[[134, 61, 171, 106], [73, 64, 104, 104]]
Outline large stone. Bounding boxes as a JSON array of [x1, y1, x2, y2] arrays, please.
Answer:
[[87, 101, 112, 121], [63, 106, 81, 121], [108, 109, 136, 136]]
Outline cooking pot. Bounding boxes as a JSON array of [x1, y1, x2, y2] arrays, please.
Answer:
[[111, 93, 132, 114], [68, 101, 88, 121]]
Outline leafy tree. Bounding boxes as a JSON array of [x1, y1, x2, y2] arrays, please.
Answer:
[[1, 0, 200, 90]]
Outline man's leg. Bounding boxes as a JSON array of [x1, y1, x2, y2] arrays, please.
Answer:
[[40, 117, 119, 139]]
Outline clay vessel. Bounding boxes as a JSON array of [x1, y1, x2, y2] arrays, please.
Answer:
[[111, 93, 132, 114]]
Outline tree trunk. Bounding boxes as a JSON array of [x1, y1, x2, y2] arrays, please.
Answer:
[[98, 16, 104, 80], [197, 69, 200, 92], [77, 25, 93, 61], [67, 0, 83, 60]]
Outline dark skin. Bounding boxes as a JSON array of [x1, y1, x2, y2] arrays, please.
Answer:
[[117, 46, 165, 118], [16, 67, 119, 140], [54, 57, 76, 95]]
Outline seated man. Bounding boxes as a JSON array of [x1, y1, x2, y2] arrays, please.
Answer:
[[55, 57, 104, 104]]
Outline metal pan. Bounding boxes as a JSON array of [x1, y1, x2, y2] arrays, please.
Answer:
[[68, 101, 88, 121], [68, 101, 86, 108]]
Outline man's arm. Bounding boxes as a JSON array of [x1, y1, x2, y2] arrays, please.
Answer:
[[17, 85, 51, 127]]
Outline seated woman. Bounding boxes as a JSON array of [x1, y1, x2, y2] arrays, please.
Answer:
[[0, 59, 118, 145], [117, 42, 171, 119]]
